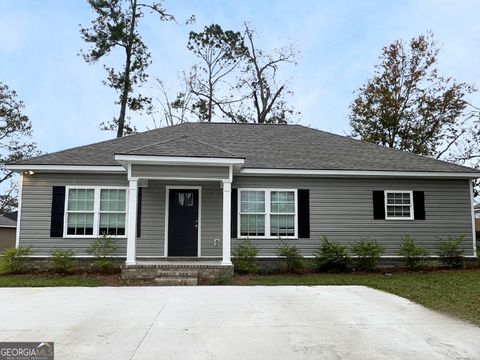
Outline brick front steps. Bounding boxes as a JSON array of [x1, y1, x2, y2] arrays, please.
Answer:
[[121, 259, 233, 285], [154, 270, 199, 285]]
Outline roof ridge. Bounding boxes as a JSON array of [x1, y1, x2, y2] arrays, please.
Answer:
[[192, 122, 299, 126], [121, 135, 188, 153], [118, 133, 237, 157]]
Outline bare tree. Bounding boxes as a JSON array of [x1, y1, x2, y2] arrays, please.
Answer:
[[186, 24, 248, 122], [166, 23, 300, 124], [151, 79, 194, 127], [240, 23, 299, 123], [445, 104, 480, 165]]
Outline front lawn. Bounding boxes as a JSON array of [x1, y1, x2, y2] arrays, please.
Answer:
[[0, 274, 101, 287], [0, 273, 159, 287], [233, 269, 480, 326]]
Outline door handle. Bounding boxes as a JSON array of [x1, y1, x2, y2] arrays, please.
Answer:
[[195, 219, 198, 228]]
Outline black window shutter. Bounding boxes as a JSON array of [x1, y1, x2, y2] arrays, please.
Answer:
[[136, 187, 142, 238], [298, 189, 310, 238], [50, 186, 66, 237], [413, 191, 425, 220], [372, 191, 385, 220], [231, 188, 238, 239]]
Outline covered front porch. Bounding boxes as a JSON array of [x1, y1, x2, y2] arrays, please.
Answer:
[[115, 151, 244, 268]]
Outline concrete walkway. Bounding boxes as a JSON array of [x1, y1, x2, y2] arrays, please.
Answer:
[[0, 286, 479, 359]]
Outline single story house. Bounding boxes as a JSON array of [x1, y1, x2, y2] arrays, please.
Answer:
[[0, 212, 17, 252], [6, 122, 478, 269]]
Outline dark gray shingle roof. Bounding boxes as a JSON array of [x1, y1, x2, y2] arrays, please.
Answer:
[[0, 214, 16, 228], [118, 135, 238, 158], [3, 211, 17, 221], [13, 122, 479, 173]]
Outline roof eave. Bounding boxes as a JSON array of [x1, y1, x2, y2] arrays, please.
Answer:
[[114, 154, 245, 167], [5, 164, 127, 173], [238, 168, 480, 178]]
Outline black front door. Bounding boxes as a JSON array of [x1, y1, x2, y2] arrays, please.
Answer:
[[168, 189, 199, 256]]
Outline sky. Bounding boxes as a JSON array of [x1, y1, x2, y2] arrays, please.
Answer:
[[0, 0, 479, 155]]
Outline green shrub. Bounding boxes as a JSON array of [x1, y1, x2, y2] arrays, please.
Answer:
[[276, 241, 304, 273], [87, 235, 118, 272], [437, 235, 465, 268], [0, 246, 33, 274], [314, 236, 350, 272], [351, 238, 384, 271], [232, 240, 259, 274], [50, 249, 76, 273], [477, 242, 480, 266], [398, 235, 428, 269]]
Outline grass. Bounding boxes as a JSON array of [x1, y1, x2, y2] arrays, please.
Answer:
[[0, 274, 101, 287], [233, 269, 480, 325], [0, 272, 158, 287]]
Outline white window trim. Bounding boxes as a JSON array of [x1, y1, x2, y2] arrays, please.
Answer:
[[63, 186, 129, 238], [384, 190, 414, 221], [238, 188, 298, 239]]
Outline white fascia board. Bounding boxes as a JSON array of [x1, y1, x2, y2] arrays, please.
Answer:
[[238, 168, 480, 178], [114, 154, 245, 166], [6, 165, 126, 173]]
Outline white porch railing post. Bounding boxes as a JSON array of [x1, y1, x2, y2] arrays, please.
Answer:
[[126, 178, 138, 265], [222, 180, 232, 265]]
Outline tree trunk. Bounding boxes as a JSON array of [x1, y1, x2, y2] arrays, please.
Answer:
[[116, 0, 137, 138], [207, 67, 213, 122]]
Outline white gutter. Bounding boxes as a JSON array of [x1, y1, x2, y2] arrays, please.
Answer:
[[6, 165, 126, 173], [6, 164, 478, 179], [238, 168, 480, 178]]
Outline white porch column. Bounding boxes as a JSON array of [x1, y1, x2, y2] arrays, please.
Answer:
[[126, 178, 138, 265], [222, 180, 232, 265]]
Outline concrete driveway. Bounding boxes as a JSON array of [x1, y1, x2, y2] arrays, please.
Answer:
[[0, 286, 479, 360]]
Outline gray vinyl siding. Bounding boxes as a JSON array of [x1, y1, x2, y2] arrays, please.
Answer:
[[19, 172, 475, 258], [198, 181, 223, 256], [232, 176, 475, 257], [131, 164, 229, 180], [137, 182, 164, 257], [20, 173, 128, 256], [20, 174, 224, 257], [136, 180, 223, 257]]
